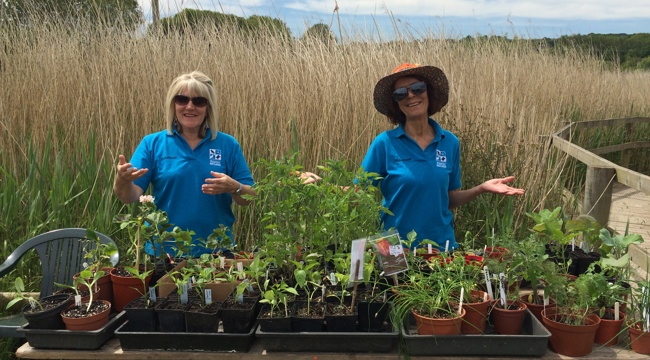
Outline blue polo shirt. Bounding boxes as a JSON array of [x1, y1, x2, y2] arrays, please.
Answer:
[[130, 128, 254, 257], [360, 118, 461, 250]]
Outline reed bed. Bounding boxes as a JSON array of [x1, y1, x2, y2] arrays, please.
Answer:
[[1, 11, 650, 287]]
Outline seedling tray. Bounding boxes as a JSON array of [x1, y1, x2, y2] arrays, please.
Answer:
[[402, 309, 550, 357], [16, 311, 126, 350], [255, 324, 398, 353], [115, 320, 255, 352]]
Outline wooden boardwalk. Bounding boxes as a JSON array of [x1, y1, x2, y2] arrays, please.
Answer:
[[609, 182, 650, 281]]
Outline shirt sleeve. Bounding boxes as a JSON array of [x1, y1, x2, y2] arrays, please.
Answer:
[[131, 136, 153, 193], [228, 139, 254, 186], [358, 134, 388, 187]]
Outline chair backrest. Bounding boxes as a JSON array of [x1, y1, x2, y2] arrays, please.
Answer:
[[0, 228, 119, 297]]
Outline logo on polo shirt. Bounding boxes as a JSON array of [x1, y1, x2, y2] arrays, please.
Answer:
[[436, 150, 447, 168], [209, 149, 222, 166]]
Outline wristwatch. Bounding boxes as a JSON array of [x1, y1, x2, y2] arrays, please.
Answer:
[[232, 182, 243, 196]]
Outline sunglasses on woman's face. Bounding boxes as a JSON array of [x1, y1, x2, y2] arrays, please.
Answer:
[[392, 81, 427, 102], [173, 94, 209, 108]]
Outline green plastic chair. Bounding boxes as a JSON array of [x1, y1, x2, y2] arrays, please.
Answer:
[[0, 228, 119, 338]]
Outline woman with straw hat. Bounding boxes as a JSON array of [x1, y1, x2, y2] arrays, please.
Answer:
[[361, 62, 524, 251]]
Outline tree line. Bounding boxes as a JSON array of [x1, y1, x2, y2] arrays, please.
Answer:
[[1, 1, 648, 69]]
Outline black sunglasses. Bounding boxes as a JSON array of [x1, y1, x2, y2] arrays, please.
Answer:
[[173, 94, 209, 108], [392, 81, 427, 102]]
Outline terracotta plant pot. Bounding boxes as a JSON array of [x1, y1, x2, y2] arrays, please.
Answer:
[[73, 267, 114, 305], [110, 268, 151, 312], [461, 290, 490, 334], [490, 299, 527, 335], [628, 322, 650, 355], [541, 307, 601, 357], [594, 309, 625, 346], [519, 293, 554, 324], [485, 246, 509, 261], [60, 300, 111, 331], [412, 308, 465, 335]]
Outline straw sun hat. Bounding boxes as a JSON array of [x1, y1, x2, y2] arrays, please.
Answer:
[[373, 63, 449, 116]]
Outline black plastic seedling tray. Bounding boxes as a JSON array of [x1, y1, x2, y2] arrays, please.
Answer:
[[16, 311, 126, 350], [115, 320, 256, 352], [402, 309, 551, 357], [255, 324, 399, 353]]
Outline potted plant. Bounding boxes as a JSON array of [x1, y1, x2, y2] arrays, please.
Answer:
[[5, 277, 73, 330], [183, 264, 221, 333], [111, 195, 164, 312], [257, 278, 298, 332], [59, 269, 112, 331], [324, 271, 357, 332], [156, 267, 192, 332], [122, 266, 157, 332], [73, 229, 118, 306], [220, 281, 259, 333], [290, 254, 326, 332], [488, 271, 528, 335], [541, 267, 603, 357], [392, 257, 465, 336], [357, 251, 392, 332], [626, 279, 650, 355]]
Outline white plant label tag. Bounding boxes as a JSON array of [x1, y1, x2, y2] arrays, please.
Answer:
[[543, 295, 549, 306], [329, 272, 337, 285], [75, 295, 81, 307], [427, 244, 433, 254], [498, 272, 507, 307], [350, 238, 366, 281], [149, 287, 157, 303], [181, 283, 189, 304], [458, 288, 464, 315], [445, 240, 449, 253], [237, 294, 244, 304], [205, 289, 212, 305], [483, 266, 494, 300], [219, 256, 225, 269]]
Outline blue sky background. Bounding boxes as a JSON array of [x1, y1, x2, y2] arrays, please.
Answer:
[[137, 0, 650, 39]]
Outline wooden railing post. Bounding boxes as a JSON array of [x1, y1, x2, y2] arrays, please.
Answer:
[[583, 166, 616, 228]]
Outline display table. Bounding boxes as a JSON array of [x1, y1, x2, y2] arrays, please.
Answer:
[[15, 337, 649, 360]]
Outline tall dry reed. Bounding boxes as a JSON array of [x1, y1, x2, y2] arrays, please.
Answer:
[[1, 11, 649, 258]]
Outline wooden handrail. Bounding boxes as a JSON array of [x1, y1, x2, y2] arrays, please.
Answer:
[[551, 117, 650, 228]]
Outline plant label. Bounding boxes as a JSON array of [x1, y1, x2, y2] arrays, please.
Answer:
[[483, 265, 494, 300], [350, 238, 366, 281], [74, 295, 81, 307], [368, 230, 408, 276], [205, 289, 212, 305], [498, 272, 507, 307], [149, 287, 157, 303]]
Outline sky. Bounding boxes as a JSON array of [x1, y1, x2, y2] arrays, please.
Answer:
[[136, 0, 650, 39]]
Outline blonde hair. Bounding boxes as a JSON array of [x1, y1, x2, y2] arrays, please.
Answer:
[[165, 71, 218, 140]]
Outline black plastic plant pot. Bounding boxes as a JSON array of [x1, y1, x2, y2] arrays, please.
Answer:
[[257, 304, 292, 332], [22, 294, 73, 330], [292, 301, 325, 332], [220, 297, 257, 333], [185, 300, 220, 333], [123, 296, 158, 332], [569, 249, 601, 276], [156, 299, 187, 333], [325, 304, 357, 332], [358, 301, 391, 332]]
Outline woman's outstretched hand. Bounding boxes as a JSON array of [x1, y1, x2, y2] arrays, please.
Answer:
[[295, 171, 321, 184], [482, 176, 525, 195]]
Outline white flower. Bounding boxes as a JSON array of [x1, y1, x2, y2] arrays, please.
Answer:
[[139, 195, 155, 203]]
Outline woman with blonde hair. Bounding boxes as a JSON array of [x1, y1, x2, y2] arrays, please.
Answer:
[[113, 71, 255, 257]]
